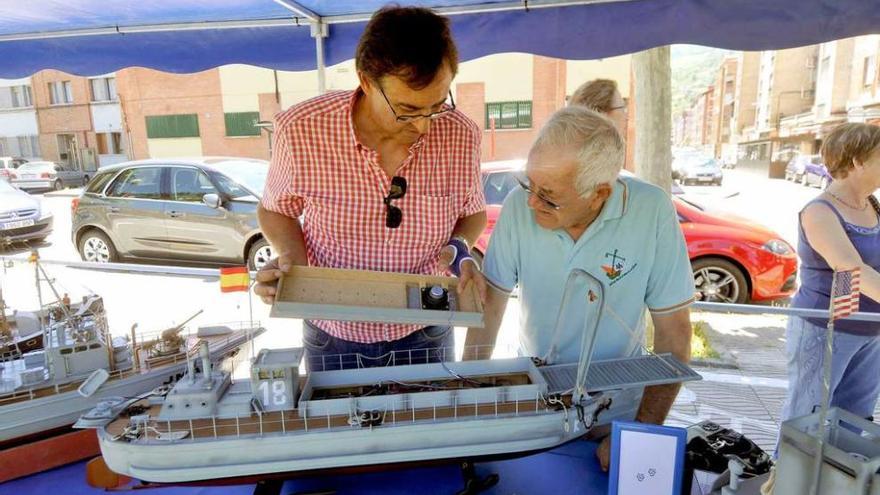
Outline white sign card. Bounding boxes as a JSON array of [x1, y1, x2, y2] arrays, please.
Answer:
[[608, 421, 687, 495]]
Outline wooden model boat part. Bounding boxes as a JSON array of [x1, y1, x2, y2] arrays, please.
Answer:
[[271, 266, 484, 327]]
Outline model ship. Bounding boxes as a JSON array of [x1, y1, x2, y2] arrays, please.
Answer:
[[80, 270, 702, 484], [0, 286, 100, 357], [0, 259, 265, 446]]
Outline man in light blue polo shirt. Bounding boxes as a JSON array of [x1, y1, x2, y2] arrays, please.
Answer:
[[465, 106, 694, 471]]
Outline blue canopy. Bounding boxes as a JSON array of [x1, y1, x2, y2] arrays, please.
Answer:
[[0, 0, 878, 78]]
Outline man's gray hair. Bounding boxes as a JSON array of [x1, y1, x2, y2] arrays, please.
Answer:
[[531, 106, 624, 197]]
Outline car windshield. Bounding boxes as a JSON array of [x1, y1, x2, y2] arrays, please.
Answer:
[[18, 162, 53, 171], [678, 156, 716, 169], [482, 171, 519, 205], [206, 159, 269, 198]]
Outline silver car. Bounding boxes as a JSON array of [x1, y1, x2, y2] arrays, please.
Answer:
[[12, 161, 89, 191], [71, 157, 272, 269], [0, 179, 53, 247], [0, 156, 28, 182]]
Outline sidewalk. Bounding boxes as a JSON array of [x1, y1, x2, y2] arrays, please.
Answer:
[[669, 310, 879, 453]]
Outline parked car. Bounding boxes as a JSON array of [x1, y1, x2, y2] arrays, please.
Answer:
[[476, 160, 797, 304], [0, 179, 53, 247], [785, 154, 831, 188], [675, 155, 723, 186], [11, 161, 89, 191], [0, 156, 28, 182], [71, 157, 272, 269], [802, 159, 832, 189]]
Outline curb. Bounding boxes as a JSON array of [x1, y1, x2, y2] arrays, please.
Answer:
[[690, 357, 738, 370]]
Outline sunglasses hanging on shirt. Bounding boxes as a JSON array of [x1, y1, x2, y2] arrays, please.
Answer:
[[384, 176, 407, 229]]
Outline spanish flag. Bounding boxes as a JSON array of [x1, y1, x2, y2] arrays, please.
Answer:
[[220, 266, 249, 293]]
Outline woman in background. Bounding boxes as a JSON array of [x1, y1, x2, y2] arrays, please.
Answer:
[[781, 122, 880, 427]]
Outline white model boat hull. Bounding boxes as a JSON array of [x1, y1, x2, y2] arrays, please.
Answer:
[[98, 410, 583, 483], [0, 364, 186, 443], [1, 328, 258, 443]]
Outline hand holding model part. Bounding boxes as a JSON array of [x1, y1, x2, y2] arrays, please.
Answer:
[[254, 254, 298, 305], [439, 237, 488, 304]]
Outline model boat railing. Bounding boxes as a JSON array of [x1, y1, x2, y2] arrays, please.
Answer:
[[125, 389, 566, 444], [305, 345, 497, 372], [0, 325, 260, 405]]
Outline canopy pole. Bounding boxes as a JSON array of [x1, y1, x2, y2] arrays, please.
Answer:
[[633, 46, 672, 193], [311, 21, 328, 94]]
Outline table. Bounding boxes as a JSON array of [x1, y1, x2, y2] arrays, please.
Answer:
[[0, 440, 609, 495]]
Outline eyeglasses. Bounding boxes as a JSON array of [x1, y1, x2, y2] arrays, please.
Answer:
[[378, 85, 455, 123], [384, 176, 407, 228], [514, 175, 562, 210]]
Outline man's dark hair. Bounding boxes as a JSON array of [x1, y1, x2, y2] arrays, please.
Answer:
[[356, 5, 458, 89]]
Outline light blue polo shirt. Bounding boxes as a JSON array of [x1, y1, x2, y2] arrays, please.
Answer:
[[483, 176, 694, 365]]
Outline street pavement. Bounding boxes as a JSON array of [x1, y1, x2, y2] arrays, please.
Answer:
[[0, 169, 864, 454]]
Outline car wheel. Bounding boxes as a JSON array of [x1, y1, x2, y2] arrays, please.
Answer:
[[820, 176, 830, 190], [692, 257, 749, 304], [53, 180, 63, 191], [78, 230, 118, 263], [247, 238, 272, 271]]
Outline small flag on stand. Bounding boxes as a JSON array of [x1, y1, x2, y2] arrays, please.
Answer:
[[220, 266, 250, 293], [831, 268, 861, 321]]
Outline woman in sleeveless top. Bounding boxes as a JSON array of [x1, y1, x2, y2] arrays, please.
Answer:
[[780, 123, 880, 434]]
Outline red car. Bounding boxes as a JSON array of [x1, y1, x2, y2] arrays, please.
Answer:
[[476, 161, 797, 304]]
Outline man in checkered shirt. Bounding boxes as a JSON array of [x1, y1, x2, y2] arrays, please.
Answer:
[[255, 6, 488, 370]]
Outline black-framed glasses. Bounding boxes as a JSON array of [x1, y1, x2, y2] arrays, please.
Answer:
[[514, 175, 562, 210], [378, 86, 455, 123], [384, 176, 407, 228]]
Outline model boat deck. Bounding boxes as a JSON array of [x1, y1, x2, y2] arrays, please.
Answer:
[[98, 352, 700, 446]]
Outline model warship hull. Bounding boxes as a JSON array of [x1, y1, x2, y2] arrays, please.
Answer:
[[2, 363, 187, 444], [1, 326, 261, 444], [98, 405, 584, 483], [85, 351, 699, 484]]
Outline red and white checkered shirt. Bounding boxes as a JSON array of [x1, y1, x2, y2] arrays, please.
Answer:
[[262, 90, 485, 343]]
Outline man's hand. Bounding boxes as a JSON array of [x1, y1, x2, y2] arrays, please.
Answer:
[[439, 244, 456, 268], [596, 436, 611, 472], [458, 259, 488, 304], [253, 254, 295, 305]]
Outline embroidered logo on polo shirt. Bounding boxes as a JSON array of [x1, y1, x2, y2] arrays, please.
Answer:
[[602, 249, 638, 285]]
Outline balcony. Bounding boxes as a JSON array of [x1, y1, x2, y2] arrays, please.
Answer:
[[778, 111, 817, 138]]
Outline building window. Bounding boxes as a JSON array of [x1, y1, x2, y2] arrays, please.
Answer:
[[96, 132, 123, 154], [90, 77, 117, 102], [485, 101, 532, 130], [863, 56, 876, 87], [0, 85, 33, 109], [0, 136, 40, 158], [49, 81, 73, 105], [224, 112, 261, 137], [146, 114, 200, 139]]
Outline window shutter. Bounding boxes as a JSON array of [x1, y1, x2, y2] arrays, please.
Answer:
[[146, 114, 200, 139], [224, 112, 261, 137]]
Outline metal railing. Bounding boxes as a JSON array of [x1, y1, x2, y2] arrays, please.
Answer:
[[692, 301, 880, 323], [5, 256, 879, 324]]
